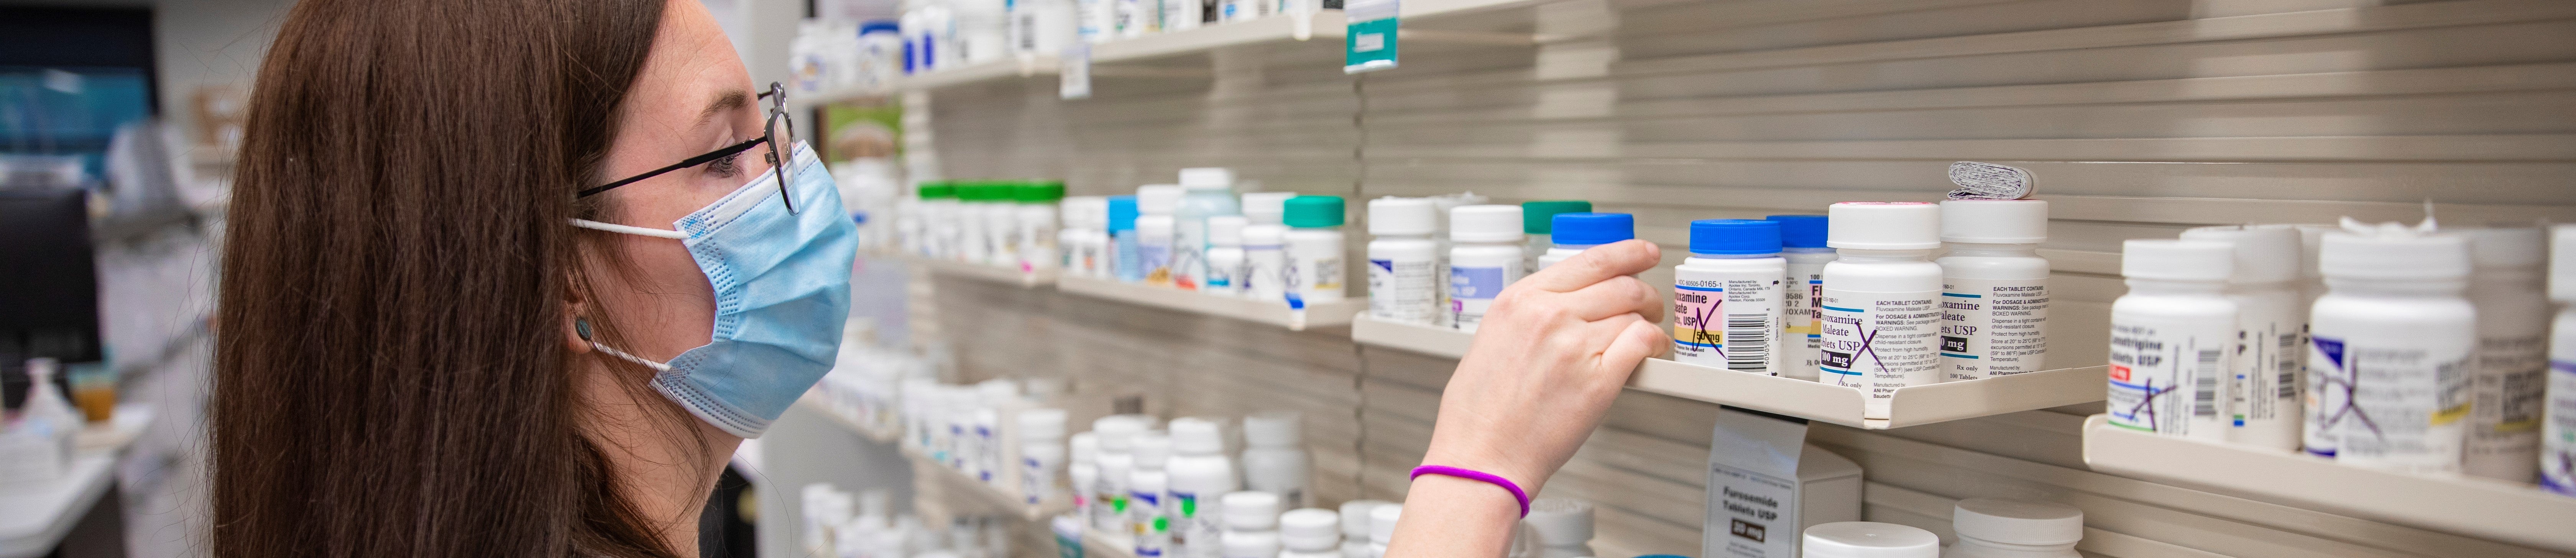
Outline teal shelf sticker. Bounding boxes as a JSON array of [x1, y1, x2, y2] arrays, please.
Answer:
[[1343, 0, 1400, 73]]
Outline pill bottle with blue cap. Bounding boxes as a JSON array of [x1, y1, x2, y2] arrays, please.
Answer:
[[1671, 219, 1789, 375], [1108, 195, 1143, 282], [1768, 214, 1832, 381], [1535, 212, 1633, 271]]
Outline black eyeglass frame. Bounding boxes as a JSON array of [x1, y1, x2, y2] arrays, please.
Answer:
[[578, 82, 801, 214]]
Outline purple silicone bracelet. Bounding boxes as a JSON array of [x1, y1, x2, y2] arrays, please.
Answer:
[[1409, 465, 1531, 518]]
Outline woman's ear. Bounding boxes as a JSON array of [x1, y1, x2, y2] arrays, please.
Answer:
[[564, 282, 595, 355]]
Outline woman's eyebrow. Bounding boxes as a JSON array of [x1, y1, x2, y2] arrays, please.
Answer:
[[697, 90, 748, 125]]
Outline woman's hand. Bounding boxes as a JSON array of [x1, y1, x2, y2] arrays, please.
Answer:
[[1384, 240, 1668, 558]]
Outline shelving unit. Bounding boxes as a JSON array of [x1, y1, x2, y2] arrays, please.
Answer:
[[903, 255, 1056, 288], [0, 406, 155, 558], [795, 397, 902, 444], [1055, 275, 1362, 331], [1350, 315, 1473, 358], [1080, 528, 1142, 558], [2080, 414, 2576, 553], [898, 446, 1073, 522], [1626, 360, 2107, 430]]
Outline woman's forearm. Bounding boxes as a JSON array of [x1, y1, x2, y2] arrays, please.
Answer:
[[1384, 475, 1524, 558]]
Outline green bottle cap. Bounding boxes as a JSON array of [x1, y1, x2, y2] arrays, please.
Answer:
[[1282, 196, 1346, 228], [918, 182, 954, 199], [1521, 200, 1593, 234], [1019, 181, 1066, 203], [963, 182, 1000, 201]]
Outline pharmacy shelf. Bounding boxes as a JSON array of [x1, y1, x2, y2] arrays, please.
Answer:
[[794, 396, 901, 444], [1350, 315, 1473, 358], [1055, 275, 1362, 330], [0, 405, 154, 558], [1081, 528, 1140, 558], [899, 446, 1073, 522], [1626, 359, 2108, 430], [2080, 414, 2576, 552], [903, 255, 1056, 287]]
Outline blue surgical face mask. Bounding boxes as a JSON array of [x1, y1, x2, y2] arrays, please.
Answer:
[[570, 142, 856, 438]]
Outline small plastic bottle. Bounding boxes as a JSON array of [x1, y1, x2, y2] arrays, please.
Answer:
[[1139, 184, 1183, 286], [2177, 225, 2304, 450], [1111, 195, 1144, 282], [1240, 411, 1309, 510], [1942, 498, 2082, 558], [1336, 501, 1390, 558], [1767, 215, 1832, 381], [1019, 408, 1069, 506], [1207, 216, 1250, 297], [1819, 202, 1945, 419], [1224, 530, 1280, 558], [1283, 196, 1348, 307], [1802, 522, 1938, 558], [1222, 492, 1282, 558], [1447, 205, 1525, 333], [1518, 499, 1594, 558], [1519, 200, 1592, 271], [2106, 239, 2238, 439], [1245, 223, 1290, 303], [1069, 432, 1101, 525], [953, 186, 988, 263], [1061, 196, 1106, 276], [973, 380, 1020, 483], [1093, 415, 1146, 533], [2315, 225, 2474, 473], [1168, 418, 1240, 558], [1365, 504, 1401, 558], [1175, 171, 1241, 290], [1242, 192, 1296, 225], [1535, 212, 1633, 271], [2294, 223, 2336, 456], [1670, 219, 1787, 375], [1132, 432, 1176, 558], [1367, 197, 1441, 325], [2544, 225, 2576, 495], [920, 183, 958, 258], [1017, 182, 1066, 273], [1937, 199, 2051, 381], [2461, 228, 2546, 483], [1277, 508, 1342, 558]]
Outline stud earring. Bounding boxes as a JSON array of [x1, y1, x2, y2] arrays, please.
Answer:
[[575, 318, 593, 341]]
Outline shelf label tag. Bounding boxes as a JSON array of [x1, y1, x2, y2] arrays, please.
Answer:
[[1342, 0, 1400, 73], [1705, 407, 1810, 558], [1061, 43, 1093, 99]]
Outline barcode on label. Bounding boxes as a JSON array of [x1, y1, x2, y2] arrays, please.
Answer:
[[2275, 334, 2299, 399], [1724, 318, 1768, 372], [2193, 349, 2222, 417]]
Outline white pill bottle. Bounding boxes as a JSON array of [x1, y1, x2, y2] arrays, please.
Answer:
[[1447, 205, 1525, 333], [1818, 202, 1945, 419], [1281, 196, 1347, 307], [2176, 225, 2303, 450], [2311, 225, 2474, 473], [2543, 225, 2576, 495], [2461, 227, 2548, 483], [1766, 214, 1832, 382], [2106, 239, 2237, 439], [1936, 199, 2050, 381], [1366, 197, 1441, 324], [1670, 219, 1787, 375]]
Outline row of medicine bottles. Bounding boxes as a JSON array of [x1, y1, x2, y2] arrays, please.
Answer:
[[1064, 471, 1598, 558], [899, 181, 1069, 272], [1073, 413, 1313, 558], [891, 0, 1327, 79], [802, 484, 1020, 558], [2109, 222, 2576, 494]]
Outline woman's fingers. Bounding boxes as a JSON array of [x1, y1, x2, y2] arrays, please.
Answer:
[[1557, 274, 1666, 323], [1520, 240, 1662, 293], [1594, 315, 1669, 377]]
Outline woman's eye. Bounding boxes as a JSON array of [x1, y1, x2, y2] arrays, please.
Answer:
[[705, 152, 742, 177]]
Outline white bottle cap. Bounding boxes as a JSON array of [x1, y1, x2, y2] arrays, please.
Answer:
[[1938, 199, 2047, 244], [1094, 415, 1144, 451], [1183, 183, 1231, 197], [1243, 411, 1301, 448], [1223, 491, 1283, 530], [2553, 225, 2576, 301], [1951, 498, 2083, 547], [1222, 530, 1281, 558], [1243, 224, 1286, 246], [2178, 225, 2300, 284], [2318, 230, 2468, 281], [1132, 431, 1173, 466], [2121, 239, 2233, 282], [1800, 522, 1940, 558], [1243, 192, 1296, 225], [1138, 185, 1183, 215], [1338, 500, 1391, 538], [2463, 227, 2545, 269], [1826, 202, 1941, 250], [1367, 504, 1403, 545], [1210, 216, 1249, 246], [1449, 205, 1525, 243], [1070, 432, 1099, 463], [1018, 408, 1068, 440], [1062, 196, 1105, 228], [1521, 499, 1592, 548], [1181, 167, 1235, 188], [1279, 509, 1341, 550], [1138, 214, 1175, 236], [977, 379, 1019, 404], [1170, 417, 1224, 455], [2293, 224, 2332, 280], [1368, 197, 1438, 236]]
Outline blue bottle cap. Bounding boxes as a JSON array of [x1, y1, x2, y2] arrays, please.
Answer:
[[1765, 214, 1829, 248], [1689, 219, 1782, 255], [860, 20, 902, 35], [1550, 213, 1634, 246], [1107, 195, 1139, 232]]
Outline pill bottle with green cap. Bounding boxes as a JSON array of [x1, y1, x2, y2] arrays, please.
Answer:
[[1672, 219, 1787, 375], [1520, 200, 1592, 270], [1017, 182, 1066, 272], [1283, 196, 1347, 307], [953, 182, 992, 264], [1535, 212, 1632, 271], [1767, 214, 1831, 381], [984, 182, 1025, 267], [919, 182, 958, 258]]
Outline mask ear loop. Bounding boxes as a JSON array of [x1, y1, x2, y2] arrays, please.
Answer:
[[576, 318, 674, 372], [569, 218, 688, 240]]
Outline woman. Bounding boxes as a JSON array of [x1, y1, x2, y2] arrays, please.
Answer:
[[212, 0, 1668, 556]]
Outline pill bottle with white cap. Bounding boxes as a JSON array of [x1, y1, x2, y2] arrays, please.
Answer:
[[1819, 202, 1945, 419], [1131, 431, 1175, 557], [2106, 239, 2237, 439], [1368, 197, 1442, 325], [1936, 200, 2050, 381], [2176, 225, 2302, 450], [1942, 498, 2082, 558], [2461, 227, 2547, 483], [1336, 500, 1391, 558], [1278, 508, 1342, 558], [1240, 411, 1310, 510], [1206, 216, 1250, 297], [1767, 215, 1833, 381], [2543, 225, 2576, 495], [1138, 185, 1184, 287], [1449, 205, 1526, 333], [1174, 168, 1240, 291], [1801, 522, 1938, 558], [1168, 418, 1239, 558], [1365, 504, 1401, 558], [1221, 492, 1282, 558], [1018, 408, 1069, 505], [2313, 224, 2474, 473], [1518, 499, 1594, 558]]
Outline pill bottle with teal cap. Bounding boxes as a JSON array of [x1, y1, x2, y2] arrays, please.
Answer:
[[1283, 196, 1347, 307], [1535, 212, 1633, 271], [1672, 219, 1788, 375], [1520, 200, 1592, 270]]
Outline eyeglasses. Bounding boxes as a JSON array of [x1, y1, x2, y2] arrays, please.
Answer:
[[579, 82, 802, 214]]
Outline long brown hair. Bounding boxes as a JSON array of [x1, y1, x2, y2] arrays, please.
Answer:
[[213, 0, 682, 556]]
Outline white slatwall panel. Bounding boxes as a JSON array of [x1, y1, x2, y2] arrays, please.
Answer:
[[900, 0, 2576, 556]]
